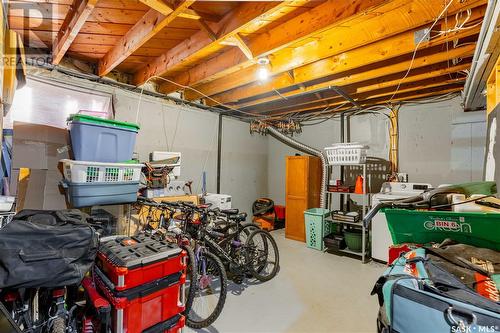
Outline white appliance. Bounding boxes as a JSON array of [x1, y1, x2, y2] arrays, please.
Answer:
[[371, 182, 432, 263], [151, 151, 181, 177], [204, 193, 232, 210]]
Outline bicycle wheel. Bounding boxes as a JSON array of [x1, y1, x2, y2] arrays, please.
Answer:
[[186, 251, 227, 329], [245, 229, 280, 282], [181, 245, 197, 315], [238, 223, 260, 244]]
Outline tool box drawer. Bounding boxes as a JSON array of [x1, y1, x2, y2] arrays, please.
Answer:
[[94, 267, 185, 333]]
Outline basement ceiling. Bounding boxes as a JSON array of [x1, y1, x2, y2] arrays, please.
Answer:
[[9, 0, 488, 119]]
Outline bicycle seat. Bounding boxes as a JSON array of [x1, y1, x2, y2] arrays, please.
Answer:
[[233, 212, 247, 221], [221, 208, 239, 215]]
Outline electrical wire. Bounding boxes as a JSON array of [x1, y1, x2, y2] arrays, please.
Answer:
[[135, 75, 264, 123], [388, 0, 456, 102]]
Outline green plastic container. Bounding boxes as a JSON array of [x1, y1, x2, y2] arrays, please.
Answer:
[[304, 208, 332, 251], [384, 209, 500, 250], [344, 229, 363, 252], [68, 114, 140, 131]]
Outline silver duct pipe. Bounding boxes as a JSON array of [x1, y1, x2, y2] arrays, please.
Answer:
[[266, 126, 327, 208]]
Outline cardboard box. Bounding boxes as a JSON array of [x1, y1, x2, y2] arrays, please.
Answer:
[[12, 122, 70, 210], [21, 169, 67, 210], [12, 121, 70, 170]]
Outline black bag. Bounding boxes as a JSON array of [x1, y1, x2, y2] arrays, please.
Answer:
[[0, 210, 99, 289]]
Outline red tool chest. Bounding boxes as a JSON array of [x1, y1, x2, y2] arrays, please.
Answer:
[[95, 234, 186, 333], [96, 234, 185, 291]]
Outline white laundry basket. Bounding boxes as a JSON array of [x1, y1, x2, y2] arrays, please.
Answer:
[[61, 159, 143, 183], [324, 143, 368, 165]]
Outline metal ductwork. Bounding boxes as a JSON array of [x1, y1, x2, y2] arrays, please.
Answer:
[[266, 126, 327, 208]]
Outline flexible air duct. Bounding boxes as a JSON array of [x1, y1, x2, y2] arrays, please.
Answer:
[[266, 126, 327, 208]]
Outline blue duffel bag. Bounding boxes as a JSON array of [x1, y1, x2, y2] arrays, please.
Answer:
[[372, 246, 500, 333]]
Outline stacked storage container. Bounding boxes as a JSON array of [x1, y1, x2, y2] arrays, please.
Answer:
[[94, 234, 186, 333], [62, 114, 143, 207]]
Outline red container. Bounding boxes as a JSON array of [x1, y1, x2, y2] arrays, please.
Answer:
[[96, 234, 185, 291], [274, 205, 286, 220], [94, 267, 185, 333]]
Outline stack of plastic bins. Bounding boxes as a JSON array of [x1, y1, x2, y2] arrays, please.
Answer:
[[94, 234, 187, 333], [62, 115, 142, 207]]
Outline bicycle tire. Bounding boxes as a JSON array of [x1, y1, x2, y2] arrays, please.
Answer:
[[181, 245, 197, 315], [186, 251, 227, 329], [245, 229, 280, 282]]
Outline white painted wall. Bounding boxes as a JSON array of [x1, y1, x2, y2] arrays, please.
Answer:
[[267, 96, 487, 205]]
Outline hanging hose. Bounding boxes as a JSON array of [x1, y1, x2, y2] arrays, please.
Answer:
[[266, 125, 328, 208]]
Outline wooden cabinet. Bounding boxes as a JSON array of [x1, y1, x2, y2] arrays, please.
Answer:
[[285, 155, 321, 242]]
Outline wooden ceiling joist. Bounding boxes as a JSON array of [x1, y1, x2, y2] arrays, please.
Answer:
[[248, 60, 471, 115], [52, 0, 98, 65], [193, 2, 485, 104], [132, 0, 310, 87], [138, 0, 219, 22], [178, 0, 485, 100], [235, 40, 477, 112], [235, 44, 476, 111], [207, 19, 482, 107], [155, 0, 391, 93], [98, 0, 195, 77], [267, 84, 465, 118], [262, 75, 466, 116]]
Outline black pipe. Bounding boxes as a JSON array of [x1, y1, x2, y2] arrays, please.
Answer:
[[216, 113, 223, 194]]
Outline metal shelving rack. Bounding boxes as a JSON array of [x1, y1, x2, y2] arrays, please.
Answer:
[[324, 163, 370, 263]]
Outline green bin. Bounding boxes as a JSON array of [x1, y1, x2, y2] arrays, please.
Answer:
[[304, 208, 332, 251], [384, 209, 500, 250]]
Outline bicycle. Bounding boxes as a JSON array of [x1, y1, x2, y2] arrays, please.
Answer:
[[135, 198, 228, 329]]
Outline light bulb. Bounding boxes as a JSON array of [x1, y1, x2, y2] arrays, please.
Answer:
[[257, 66, 269, 81]]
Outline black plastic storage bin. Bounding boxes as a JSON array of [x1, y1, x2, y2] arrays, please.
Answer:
[[323, 233, 346, 251]]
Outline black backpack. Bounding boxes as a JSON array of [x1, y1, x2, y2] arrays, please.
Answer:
[[0, 210, 99, 288]]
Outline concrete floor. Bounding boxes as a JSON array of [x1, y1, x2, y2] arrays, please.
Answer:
[[186, 229, 386, 333]]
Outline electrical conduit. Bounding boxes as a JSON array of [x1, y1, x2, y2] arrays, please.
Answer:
[[266, 126, 328, 209]]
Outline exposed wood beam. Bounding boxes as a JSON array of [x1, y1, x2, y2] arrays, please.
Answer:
[[220, 34, 253, 60], [167, 0, 485, 97], [236, 43, 476, 111], [196, 19, 217, 41], [182, 8, 221, 22], [138, 0, 173, 16], [138, 0, 220, 21], [98, 0, 195, 77], [268, 84, 465, 118], [133, 1, 306, 86], [263, 75, 466, 115], [157, 0, 391, 93], [52, 0, 98, 65], [251, 60, 471, 114], [191, 3, 485, 102], [206, 20, 482, 106]]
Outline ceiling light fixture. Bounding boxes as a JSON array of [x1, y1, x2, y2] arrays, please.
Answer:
[[256, 57, 270, 82]]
